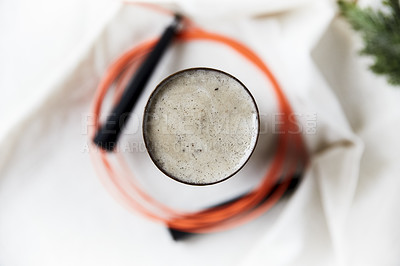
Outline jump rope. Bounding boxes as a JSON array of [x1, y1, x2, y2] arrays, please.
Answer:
[[89, 3, 309, 240]]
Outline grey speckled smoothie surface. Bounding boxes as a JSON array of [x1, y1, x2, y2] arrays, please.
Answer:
[[143, 68, 259, 185]]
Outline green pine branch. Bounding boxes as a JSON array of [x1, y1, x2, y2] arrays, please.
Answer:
[[338, 0, 400, 86]]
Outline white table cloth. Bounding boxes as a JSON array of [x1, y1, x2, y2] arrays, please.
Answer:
[[1, 0, 399, 265]]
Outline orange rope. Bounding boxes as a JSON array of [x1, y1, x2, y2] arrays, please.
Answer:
[[89, 3, 309, 234]]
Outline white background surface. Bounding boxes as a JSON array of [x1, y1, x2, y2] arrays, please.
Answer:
[[1, 0, 400, 265]]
